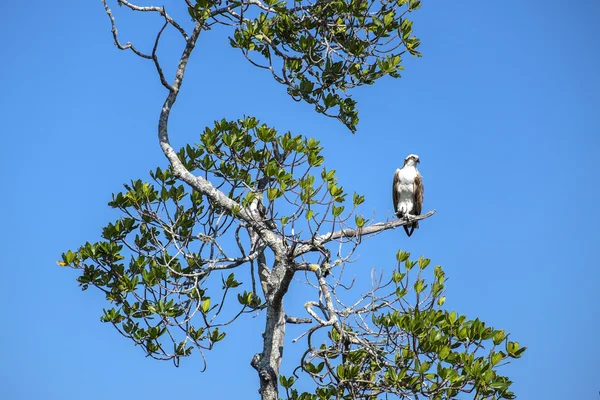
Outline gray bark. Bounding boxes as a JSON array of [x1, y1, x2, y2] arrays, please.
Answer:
[[251, 259, 294, 400], [152, 22, 291, 399]]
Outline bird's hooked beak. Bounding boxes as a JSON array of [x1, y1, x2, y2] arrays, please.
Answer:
[[416, 159, 420, 164]]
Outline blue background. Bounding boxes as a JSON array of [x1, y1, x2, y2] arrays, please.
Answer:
[[1, 0, 598, 398]]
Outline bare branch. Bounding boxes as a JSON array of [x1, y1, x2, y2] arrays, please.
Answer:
[[294, 210, 437, 257], [285, 315, 313, 324], [101, 0, 151, 58], [117, 0, 189, 40], [152, 20, 174, 92]]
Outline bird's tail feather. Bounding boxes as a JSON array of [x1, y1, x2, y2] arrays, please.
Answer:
[[403, 222, 418, 237]]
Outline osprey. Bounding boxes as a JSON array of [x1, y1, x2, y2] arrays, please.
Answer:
[[392, 154, 424, 237]]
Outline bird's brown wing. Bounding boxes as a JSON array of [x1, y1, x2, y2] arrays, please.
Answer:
[[392, 170, 400, 216], [413, 172, 424, 216]]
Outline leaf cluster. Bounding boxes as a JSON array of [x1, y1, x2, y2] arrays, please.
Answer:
[[282, 252, 526, 400], [59, 117, 365, 365], [178, 117, 365, 231], [192, 0, 423, 131]]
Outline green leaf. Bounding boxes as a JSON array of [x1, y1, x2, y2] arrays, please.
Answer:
[[392, 271, 404, 283], [409, 0, 421, 10], [267, 187, 281, 201], [513, 346, 527, 358], [279, 375, 295, 389], [353, 192, 365, 206], [493, 329, 506, 345], [210, 328, 226, 343], [506, 341, 524, 357], [413, 279, 425, 293], [439, 346, 450, 360], [396, 287, 407, 298], [332, 205, 345, 217], [355, 215, 365, 228], [490, 351, 503, 366], [201, 298, 211, 313], [396, 250, 410, 262], [449, 311, 457, 324], [330, 328, 340, 342], [417, 256, 431, 270], [224, 273, 242, 288], [337, 365, 346, 380]]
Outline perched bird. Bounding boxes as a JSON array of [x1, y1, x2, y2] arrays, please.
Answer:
[[392, 154, 424, 237]]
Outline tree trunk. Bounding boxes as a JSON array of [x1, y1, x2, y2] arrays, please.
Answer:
[[252, 260, 294, 400]]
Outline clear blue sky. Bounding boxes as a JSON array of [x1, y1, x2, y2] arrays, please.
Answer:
[[1, 1, 598, 399]]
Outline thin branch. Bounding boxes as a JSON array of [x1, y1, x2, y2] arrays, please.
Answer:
[[152, 20, 174, 91], [102, 0, 151, 58], [117, 0, 189, 40]]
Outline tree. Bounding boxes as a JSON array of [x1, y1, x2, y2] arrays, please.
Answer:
[[59, 1, 525, 399]]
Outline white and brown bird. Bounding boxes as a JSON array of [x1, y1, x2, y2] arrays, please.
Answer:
[[392, 154, 424, 237]]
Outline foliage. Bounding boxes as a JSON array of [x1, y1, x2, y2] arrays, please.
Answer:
[[59, 118, 525, 398], [220, 0, 422, 130], [188, 0, 421, 131], [62, 1, 526, 398], [280, 251, 526, 400], [59, 117, 362, 366]]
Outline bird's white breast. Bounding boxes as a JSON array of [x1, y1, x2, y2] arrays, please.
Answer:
[[394, 166, 418, 215], [396, 166, 418, 185]]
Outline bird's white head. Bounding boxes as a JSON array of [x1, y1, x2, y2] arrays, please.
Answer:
[[403, 154, 420, 167]]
